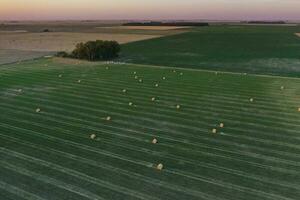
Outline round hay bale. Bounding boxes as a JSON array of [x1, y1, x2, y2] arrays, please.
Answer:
[[173, 70, 176, 73], [106, 67, 109, 70], [17, 89, 22, 93], [134, 76, 138, 79], [78, 80, 81, 83], [281, 86, 285, 90], [36, 108, 41, 113], [180, 72, 183, 76], [162, 77, 166, 80], [58, 74, 62, 78], [106, 116, 111, 121], [129, 102, 133, 106], [212, 128, 217, 134], [122, 89, 127, 93], [139, 79, 143, 83], [298, 107, 300, 112], [90, 134, 96, 139], [156, 163, 163, 170], [155, 83, 159, 87], [152, 138, 158, 144], [220, 123, 224, 128], [249, 98, 254, 102], [151, 97, 156, 101], [176, 105, 181, 109], [133, 71, 137, 75]]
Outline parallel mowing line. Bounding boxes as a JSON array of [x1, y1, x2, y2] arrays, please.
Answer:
[[0, 180, 46, 200], [2, 94, 300, 154], [7, 75, 300, 123], [1, 130, 299, 192], [9, 79, 295, 140], [2, 112, 300, 176], [4, 68, 300, 102], [2, 70, 300, 111], [3, 111, 300, 177], [0, 150, 160, 200], [7, 81, 300, 130], [0, 103, 300, 166], [0, 161, 106, 200], [2, 103, 300, 167], [6, 86, 300, 138], [4, 87, 300, 139], [0, 124, 299, 200], [0, 127, 294, 200], [4, 75, 300, 123], [4, 74, 300, 112], [0, 137, 224, 200]]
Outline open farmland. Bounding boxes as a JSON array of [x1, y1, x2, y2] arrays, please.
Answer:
[[0, 49, 51, 65], [120, 25, 300, 77], [0, 32, 162, 52], [0, 58, 300, 200]]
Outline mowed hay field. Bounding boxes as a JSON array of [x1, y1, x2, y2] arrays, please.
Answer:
[[0, 58, 300, 200], [120, 25, 300, 77], [0, 32, 162, 52]]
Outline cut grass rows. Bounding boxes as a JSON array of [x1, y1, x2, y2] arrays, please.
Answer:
[[0, 59, 300, 200]]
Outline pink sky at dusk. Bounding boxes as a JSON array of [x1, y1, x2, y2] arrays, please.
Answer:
[[1, 0, 300, 21]]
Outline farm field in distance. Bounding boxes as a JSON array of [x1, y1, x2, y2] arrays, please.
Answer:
[[120, 25, 300, 77], [0, 21, 185, 64], [0, 57, 300, 200], [1, 19, 300, 200]]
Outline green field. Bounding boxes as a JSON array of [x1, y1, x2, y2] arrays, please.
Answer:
[[120, 26, 300, 77], [1, 58, 300, 200]]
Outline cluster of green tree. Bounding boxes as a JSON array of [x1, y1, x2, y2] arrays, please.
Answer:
[[123, 21, 209, 27], [56, 40, 121, 61]]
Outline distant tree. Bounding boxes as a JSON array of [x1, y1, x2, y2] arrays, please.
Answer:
[[70, 40, 121, 61]]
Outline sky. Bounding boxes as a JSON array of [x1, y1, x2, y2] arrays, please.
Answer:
[[1, 0, 300, 21]]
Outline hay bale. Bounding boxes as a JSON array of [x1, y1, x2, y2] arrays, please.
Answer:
[[298, 107, 300, 112], [122, 89, 127, 93], [90, 134, 96, 139], [212, 128, 217, 134], [176, 105, 181, 109], [151, 97, 156, 101], [133, 71, 137, 75], [135, 76, 138, 79], [152, 138, 158, 144], [129, 102, 133, 106], [155, 83, 159, 87], [17, 89, 22, 93], [281, 86, 285, 90], [106, 116, 111, 121], [220, 123, 224, 128], [249, 98, 254, 102], [78, 80, 81, 83], [58, 74, 62, 78], [162, 77, 166, 80], [139, 79, 143, 83], [156, 163, 163, 170], [173, 70, 176, 73], [180, 72, 183, 76], [36, 108, 41, 113], [106, 67, 109, 70]]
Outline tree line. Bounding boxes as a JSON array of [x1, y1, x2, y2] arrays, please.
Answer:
[[56, 40, 121, 61]]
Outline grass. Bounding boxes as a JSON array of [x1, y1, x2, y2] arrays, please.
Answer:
[[0, 49, 50, 65], [0, 58, 300, 200], [120, 25, 300, 77]]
